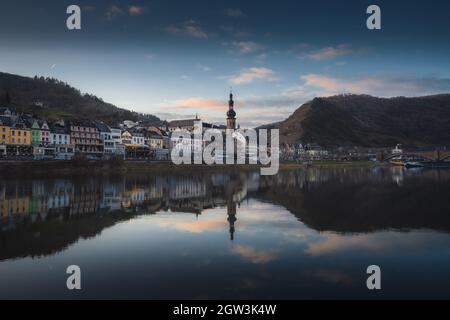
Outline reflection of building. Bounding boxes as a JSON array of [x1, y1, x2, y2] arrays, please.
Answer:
[[227, 200, 237, 241], [0, 173, 251, 242], [101, 181, 125, 211], [169, 176, 207, 200], [70, 183, 102, 216], [0, 182, 31, 220]]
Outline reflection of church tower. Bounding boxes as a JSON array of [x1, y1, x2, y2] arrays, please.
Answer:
[[226, 92, 237, 130], [227, 200, 237, 241]]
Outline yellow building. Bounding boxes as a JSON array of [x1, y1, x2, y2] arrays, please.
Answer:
[[8, 123, 31, 146], [0, 117, 10, 145]]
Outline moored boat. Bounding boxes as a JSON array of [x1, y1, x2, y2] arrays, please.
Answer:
[[405, 161, 450, 169], [390, 159, 406, 166]]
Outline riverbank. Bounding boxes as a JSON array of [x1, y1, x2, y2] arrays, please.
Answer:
[[0, 159, 377, 177]]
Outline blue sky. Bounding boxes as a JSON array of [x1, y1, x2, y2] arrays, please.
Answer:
[[1, 0, 450, 127]]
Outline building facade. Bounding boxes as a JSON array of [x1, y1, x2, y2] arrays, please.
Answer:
[[95, 122, 116, 155], [145, 131, 164, 149], [50, 124, 71, 146], [131, 131, 145, 146], [50, 122, 75, 160], [40, 121, 51, 146], [0, 116, 11, 146], [70, 121, 103, 155], [8, 122, 31, 146], [30, 120, 41, 146]]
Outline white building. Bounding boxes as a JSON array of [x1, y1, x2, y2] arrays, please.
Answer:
[[131, 131, 145, 146], [110, 127, 125, 157], [95, 122, 126, 157], [111, 127, 122, 145], [95, 122, 116, 155], [50, 122, 75, 160], [50, 128, 71, 146]]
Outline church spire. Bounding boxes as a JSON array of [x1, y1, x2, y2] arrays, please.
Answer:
[[226, 90, 237, 130]]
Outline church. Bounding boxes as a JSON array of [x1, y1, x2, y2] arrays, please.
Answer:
[[226, 91, 237, 130]]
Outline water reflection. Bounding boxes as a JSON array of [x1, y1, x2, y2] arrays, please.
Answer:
[[1, 167, 450, 299]]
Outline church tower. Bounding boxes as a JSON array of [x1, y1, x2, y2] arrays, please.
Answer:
[[226, 91, 237, 130]]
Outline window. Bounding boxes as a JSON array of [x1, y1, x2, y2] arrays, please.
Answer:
[[11, 130, 15, 136]]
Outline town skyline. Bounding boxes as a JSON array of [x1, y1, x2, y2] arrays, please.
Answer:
[[1, 0, 450, 127]]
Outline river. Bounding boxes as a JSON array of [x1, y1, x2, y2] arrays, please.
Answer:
[[1, 166, 450, 299]]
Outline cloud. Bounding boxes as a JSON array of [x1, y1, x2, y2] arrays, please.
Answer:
[[230, 67, 279, 85], [231, 245, 278, 264], [312, 269, 354, 285], [166, 20, 208, 39], [180, 74, 192, 80], [161, 98, 227, 111], [232, 41, 263, 54], [106, 5, 125, 19], [107, 4, 148, 19], [304, 45, 362, 61], [197, 64, 212, 72], [155, 72, 450, 128], [128, 5, 147, 16], [50, 64, 56, 70], [156, 94, 295, 128], [156, 216, 227, 234], [225, 8, 245, 18], [300, 73, 450, 97], [305, 231, 449, 257]]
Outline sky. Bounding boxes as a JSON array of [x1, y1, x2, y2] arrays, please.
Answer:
[[1, 0, 450, 127]]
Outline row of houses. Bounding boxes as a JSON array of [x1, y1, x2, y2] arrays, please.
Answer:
[[0, 107, 170, 160]]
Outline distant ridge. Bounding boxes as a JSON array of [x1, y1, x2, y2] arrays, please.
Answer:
[[0, 72, 163, 126], [274, 94, 450, 148]]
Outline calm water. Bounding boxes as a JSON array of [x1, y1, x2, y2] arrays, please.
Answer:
[[1, 167, 450, 299]]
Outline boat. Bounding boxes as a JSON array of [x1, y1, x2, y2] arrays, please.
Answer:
[[389, 144, 406, 166], [405, 161, 450, 169], [391, 144, 403, 155], [390, 159, 406, 166]]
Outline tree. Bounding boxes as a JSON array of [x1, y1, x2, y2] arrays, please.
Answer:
[[5, 91, 10, 104]]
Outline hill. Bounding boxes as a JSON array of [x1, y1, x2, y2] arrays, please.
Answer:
[[0, 72, 162, 126], [277, 94, 450, 148]]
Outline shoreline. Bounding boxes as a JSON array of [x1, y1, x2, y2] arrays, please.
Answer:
[[0, 159, 377, 177]]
